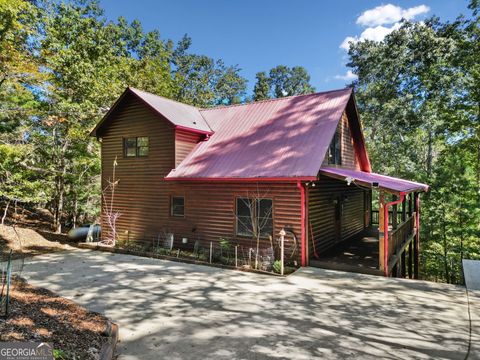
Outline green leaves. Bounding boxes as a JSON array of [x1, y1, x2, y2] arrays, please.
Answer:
[[348, 5, 480, 283]]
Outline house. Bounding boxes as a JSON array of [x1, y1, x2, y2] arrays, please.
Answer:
[[91, 87, 428, 277]]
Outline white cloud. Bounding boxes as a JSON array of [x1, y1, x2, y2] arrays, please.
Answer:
[[334, 70, 358, 81], [339, 23, 401, 50], [359, 22, 402, 42], [357, 4, 430, 27], [339, 3, 429, 51], [340, 36, 357, 51]]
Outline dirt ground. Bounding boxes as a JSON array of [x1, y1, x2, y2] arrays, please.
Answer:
[[0, 224, 74, 259], [0, 278, 110, 359]]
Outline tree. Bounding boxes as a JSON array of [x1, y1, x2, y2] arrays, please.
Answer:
[[269, 65, 315, 98], [347, 6, 480, 283], [171, 36, 247, 107], [253, 71, 270, 101], [214, 62, 247, 105]]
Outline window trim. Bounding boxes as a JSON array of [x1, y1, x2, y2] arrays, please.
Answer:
[[171, 195, 185, 217], [235, 196, 273, 238], [123, 137, 149, 158]]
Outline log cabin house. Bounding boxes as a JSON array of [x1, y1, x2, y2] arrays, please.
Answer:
[[91, 87, 428, 277]]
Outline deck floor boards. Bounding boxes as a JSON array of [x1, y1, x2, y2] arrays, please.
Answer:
[[310, 228, 380, 275]]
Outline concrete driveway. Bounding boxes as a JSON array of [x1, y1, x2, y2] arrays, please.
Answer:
[[20, 249, 474, 359]]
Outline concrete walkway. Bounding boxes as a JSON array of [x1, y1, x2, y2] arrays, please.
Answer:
[[20, 249, 472, 359]]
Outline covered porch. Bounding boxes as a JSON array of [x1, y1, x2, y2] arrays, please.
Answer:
[[309, 167, 428, 278]]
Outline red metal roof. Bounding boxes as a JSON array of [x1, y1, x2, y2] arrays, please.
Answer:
[[90, 87, 212, 137], [319, 167, 429, 193], [166, 88, 353, 179], [128, 88, 212, 133]]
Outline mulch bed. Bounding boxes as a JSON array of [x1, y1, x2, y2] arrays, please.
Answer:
[[0, 278, 110, 360]]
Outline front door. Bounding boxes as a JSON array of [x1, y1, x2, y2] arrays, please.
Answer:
[[334, 195, 342, 243]]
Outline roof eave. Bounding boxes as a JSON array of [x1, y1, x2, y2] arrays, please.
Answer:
[[163, 176, 317, 183]]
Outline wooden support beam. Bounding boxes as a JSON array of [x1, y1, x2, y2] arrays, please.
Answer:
[[402, 196, 407, 222], [378, 192, 385, 273], [414, 192, 420, 279], [408, 193, 413, 216], [392, 195, 398, 230], [408, 241, 413, 279]]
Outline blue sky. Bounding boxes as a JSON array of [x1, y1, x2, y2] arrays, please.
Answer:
[[99, 0, 470, 94]]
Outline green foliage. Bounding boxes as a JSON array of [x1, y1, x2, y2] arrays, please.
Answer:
[[348, 3, 480, 283], [269, 65, 315, 98], [53, 349, 67, 360], [272, 260, 282, 274], [219, 238, 232, 250], [252, 66, 315, 100], [253, 71, 270, 101]]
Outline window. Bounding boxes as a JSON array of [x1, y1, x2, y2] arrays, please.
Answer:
[[124, 137, 149, 157], [328, 131, 341, 165], [171, 196, 185, 217], [236, 198, 273, 238]]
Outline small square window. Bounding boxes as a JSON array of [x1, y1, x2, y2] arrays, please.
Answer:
[[123, 137, 149, 157], [171, 196, 185, 217]]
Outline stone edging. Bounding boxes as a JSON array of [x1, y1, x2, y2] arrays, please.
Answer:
[[100, 320, 119, 360]]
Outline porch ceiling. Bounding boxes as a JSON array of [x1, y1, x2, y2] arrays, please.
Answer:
[[319, 167, 429, 194]]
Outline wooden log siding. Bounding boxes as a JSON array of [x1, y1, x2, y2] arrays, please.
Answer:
[[308, 176, 366, 255], [322, 111, 360, 170], [100, 94, 302, 260], [100, 94, 176, 243], [175, 129, 202, 167]]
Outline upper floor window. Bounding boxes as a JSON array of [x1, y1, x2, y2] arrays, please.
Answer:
[[236, 198, 273, 238], [171, 196, 185, 217], [328, 131, 341, 165], [124, 137, 149, 157]]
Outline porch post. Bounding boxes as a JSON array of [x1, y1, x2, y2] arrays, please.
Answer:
[[413, 192, 420, 279], [400, 196, 407, 278], [378, 191, 385, 273], [408, 194, 413, 279]]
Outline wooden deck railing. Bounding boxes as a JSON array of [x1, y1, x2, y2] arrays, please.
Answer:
[[371, 210, 403, 227], [387, 213, 415, 268]]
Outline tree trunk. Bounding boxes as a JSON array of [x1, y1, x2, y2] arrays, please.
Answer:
[[427, 129, 433, 178], [442, 211, 450, 283], [73, 196, 78, 229], [54, 175, 65, 234], [1, 199, 11, 225]]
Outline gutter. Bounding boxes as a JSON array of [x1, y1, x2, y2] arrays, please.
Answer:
[[174, 125, 214, 136], [164, 176, 317, 183], [297, 181, 307, 267], [383, 192, 405, 276]]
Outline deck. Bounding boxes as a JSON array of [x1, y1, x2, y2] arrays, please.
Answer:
[[310, 228, 382, 276]]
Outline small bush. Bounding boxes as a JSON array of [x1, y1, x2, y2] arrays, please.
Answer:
[[272, 260, 282, 274]]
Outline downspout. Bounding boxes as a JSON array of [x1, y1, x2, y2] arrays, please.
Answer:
[[383, 193, 405, 276], [297, 181, 306, 267]]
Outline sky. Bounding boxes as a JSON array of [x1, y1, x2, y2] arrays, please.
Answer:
[[98, 0, 470, 94]]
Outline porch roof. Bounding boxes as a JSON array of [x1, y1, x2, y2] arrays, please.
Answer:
[[319, 167, 429, 194]]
